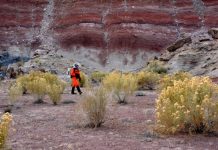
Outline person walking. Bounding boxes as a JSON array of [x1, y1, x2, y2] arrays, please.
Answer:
[[70, 63, 82, 95]]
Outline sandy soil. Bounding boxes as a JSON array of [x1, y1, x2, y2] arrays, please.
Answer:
[[0, 82, 218, 150]]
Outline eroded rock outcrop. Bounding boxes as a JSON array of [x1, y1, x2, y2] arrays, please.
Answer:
[[158, 29, 218, 77], [209, 28, 218, 39], [0, 0, 218, 71]]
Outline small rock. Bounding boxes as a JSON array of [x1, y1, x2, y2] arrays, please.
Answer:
[[176, 139, 185, 144], [67, 144, 73, 149], [146, 119, 153, 125], [135, 91, 146, 96], [33, 49, 50, 57], [145, 138, 153, 142], [144, 130, 159, 138], [209, 142, 213, 146], [109, 132, 114, 135], [144, 108, 155, 116]]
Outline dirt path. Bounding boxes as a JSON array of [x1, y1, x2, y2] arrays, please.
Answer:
[[0, 84, 218, 150]]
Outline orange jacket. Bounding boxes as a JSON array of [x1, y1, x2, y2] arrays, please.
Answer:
[[70, 68, 81, 87]]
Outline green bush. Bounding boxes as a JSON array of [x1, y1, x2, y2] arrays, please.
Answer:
[[90, 71, 108, 84], [156, 76, 218, 134], [136, 71, 160, 90], [146, 60, 167, 74]]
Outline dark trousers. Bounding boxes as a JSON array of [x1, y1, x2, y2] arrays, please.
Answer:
[[71, 86, 82, 94]]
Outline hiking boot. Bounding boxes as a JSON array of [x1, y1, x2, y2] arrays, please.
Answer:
[[71, 87, 76, 94]]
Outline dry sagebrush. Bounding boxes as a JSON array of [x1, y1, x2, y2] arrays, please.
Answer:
[[156, 76, 218, 134], [8, 82, 23, 104], [9, 71, 66, 105], [136, 71, 160, 90], [159, 71, 192, 91], [27, 77, 48, 103], [90, 71, 108, 84], [75, 87, 107, 128], [80, 72, 89, 87], [103, 71, 137, 104], [0, 113, 12, 149]]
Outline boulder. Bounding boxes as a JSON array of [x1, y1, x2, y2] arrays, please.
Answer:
[[208, 28, 218, 39], [167, 37, 192, 52], [32, 49, 50, 57]]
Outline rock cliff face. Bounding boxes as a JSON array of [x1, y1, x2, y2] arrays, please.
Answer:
[[158, 28, 218, 77], [0, 0, 218, 71]]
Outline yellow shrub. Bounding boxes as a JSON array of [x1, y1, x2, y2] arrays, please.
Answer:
[[0, 113, 12, 149], [43, 72, 67, 104], [136, 71, 160, 90], [156, 77, 218, 134], [80, 87, 107, 128], [16, 74, 31, 94], [80, 72, 88, 87], [43, 72, 59, 85], [159, 71, 192, 91], [146, 60, 167, 74], [90, 71, 108, 84], [27, 77, 48, 103], [47, 82, 66, 105], [8, 82, 23, 104], [103, 71, 137, 104], [10, 71, 66, 104]]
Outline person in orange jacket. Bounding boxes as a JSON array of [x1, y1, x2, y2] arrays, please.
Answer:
[[70, 63, 82, 95]]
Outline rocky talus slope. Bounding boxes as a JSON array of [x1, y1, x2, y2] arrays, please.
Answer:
[[158, 28, 218, 77]]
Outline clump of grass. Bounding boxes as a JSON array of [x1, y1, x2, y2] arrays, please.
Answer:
[[47, 84, 66, 105], [27, 77, 48, 103], [8, 82, 23, 105], [43, 72, 66, 105], [76, 87, 107, 128], [136, 71, 160, 90], [90, 71, 108, 84], [80, 72, 88, 87], [0, 113, 12, 149], [16, 74, 30, 94], [9, 71, 66, 105], [146, 60, 167, 74], [103, 71, 137, 104]]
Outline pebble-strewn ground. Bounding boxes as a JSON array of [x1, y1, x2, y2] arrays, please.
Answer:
[[0, 82, 218, 150]]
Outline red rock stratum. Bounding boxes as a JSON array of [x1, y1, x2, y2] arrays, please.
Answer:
[[0, 0, 218, 68]]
